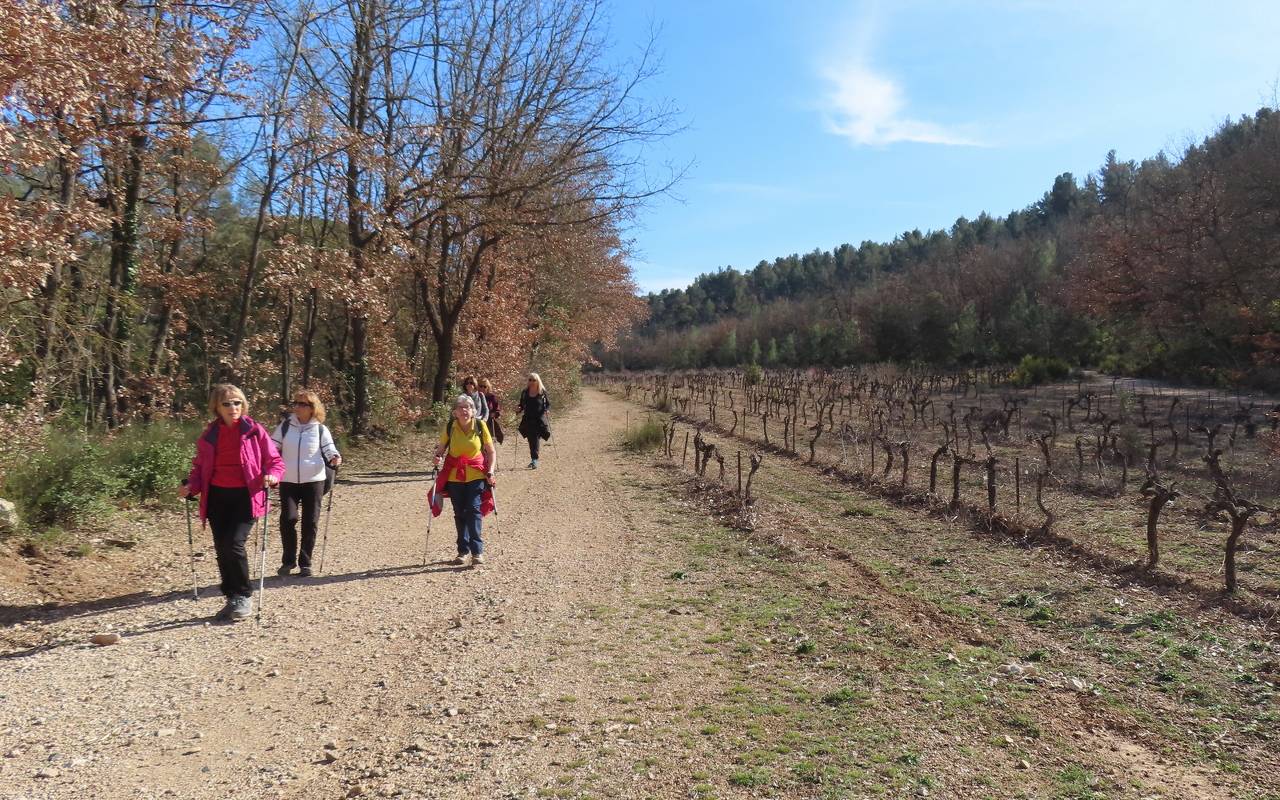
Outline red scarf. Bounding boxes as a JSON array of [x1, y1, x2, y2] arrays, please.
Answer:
[[429, 454, 495, 518]]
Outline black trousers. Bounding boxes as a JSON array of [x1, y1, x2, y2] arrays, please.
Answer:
[[279, 480, 325, 569], [521, 416, 544, 459], [207, 486, 254, 598]]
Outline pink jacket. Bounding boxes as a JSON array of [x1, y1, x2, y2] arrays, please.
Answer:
[[185, 415, 285, 523]]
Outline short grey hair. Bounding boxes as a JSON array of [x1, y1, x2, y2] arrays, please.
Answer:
[[453, 394, 476, 412]]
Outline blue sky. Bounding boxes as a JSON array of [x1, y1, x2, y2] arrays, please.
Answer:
[[607, 0, 1280, 293]]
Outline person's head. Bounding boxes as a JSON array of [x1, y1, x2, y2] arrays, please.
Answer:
[[452, 394, 477, 427], [461, 375, 478, 395], [291, 390, 325, 424], [479, 378, 493, 394], [209, 384, 248, 426], [527, 372, 544, 396]]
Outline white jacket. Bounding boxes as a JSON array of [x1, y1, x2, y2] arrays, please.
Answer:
[[270, 415, 340, 485]]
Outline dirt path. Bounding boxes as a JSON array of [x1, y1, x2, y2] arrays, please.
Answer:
[[1, 391, 697, 799], [1, 390, 1274, 799]]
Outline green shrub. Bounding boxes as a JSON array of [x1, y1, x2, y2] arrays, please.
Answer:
[[420, 401, 452, 431], [728, 768, 771, 787], [821, 687, 863, 706], [105, 420, 194, 503], [1010, 355, 1071, 387], [623, 417, 665, 452], [743, 364, 764, 386], [5, 432, 124, 527]]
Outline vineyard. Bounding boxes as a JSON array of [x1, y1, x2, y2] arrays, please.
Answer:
[[588, 367, 1280, 606]]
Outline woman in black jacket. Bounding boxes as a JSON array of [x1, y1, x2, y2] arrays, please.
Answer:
[[517, 372, 551, 469]]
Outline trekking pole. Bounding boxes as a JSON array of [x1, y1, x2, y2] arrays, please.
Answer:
[[490, 481, 500, 558], [257, 488, 270, 626], [181, 480, 199, 600], [424, 468, 438, 566], [318, 463, 338, 575]]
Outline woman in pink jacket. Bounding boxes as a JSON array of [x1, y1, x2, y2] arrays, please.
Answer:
[[178, 384, 284, 622]]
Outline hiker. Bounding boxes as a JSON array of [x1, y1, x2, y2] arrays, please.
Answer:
[[178, 384, 284, 622], [461, 375, 490, 425], [431, 394, 497, 566], [480, 378, 504, 444], [270, 390, 342, 578], [517, 372, 551, 469]]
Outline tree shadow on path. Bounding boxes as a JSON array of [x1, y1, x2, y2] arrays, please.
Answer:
[[0, 561, 467, 642]]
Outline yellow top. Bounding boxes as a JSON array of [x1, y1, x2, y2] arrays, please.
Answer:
[[439, 419, 492, 482]]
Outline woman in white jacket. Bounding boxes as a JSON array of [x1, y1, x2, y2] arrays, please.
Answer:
[[271, 390, 341, 577]]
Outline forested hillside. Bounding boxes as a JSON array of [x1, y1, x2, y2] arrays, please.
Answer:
[[612, 109, 1280, 390]]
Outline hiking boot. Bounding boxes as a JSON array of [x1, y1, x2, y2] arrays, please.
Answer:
[[298, 567, 313, 578], [471, 553, 485, 566], [451, 554, 468, 566], [214, 599, 236, 621], [228, 595, 253, 621], [277, 565, 293, 577], [529, 459, 538, 469]]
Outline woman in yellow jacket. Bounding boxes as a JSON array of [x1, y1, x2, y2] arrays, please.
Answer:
[[431, 394, 497, 566]]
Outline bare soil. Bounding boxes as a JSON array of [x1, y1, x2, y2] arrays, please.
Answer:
[[0, 390, 1276, 799]]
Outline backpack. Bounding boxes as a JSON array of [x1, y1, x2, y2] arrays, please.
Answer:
[[280, 418, 336, 495]]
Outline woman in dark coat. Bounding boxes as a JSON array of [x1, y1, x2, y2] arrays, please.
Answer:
[[480, 378, 504, 444], [517, 372, 551, 469]]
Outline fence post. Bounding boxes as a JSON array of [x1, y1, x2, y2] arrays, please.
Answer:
[[1015, 456, 1021, 514]]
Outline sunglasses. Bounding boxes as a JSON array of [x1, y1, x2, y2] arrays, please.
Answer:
[[292, 401, 313, 408], [220, 400, 243, 408]]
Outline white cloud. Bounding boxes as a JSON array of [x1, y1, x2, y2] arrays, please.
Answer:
[[818, 5, 981, 147], [820, 62, 980, 147]]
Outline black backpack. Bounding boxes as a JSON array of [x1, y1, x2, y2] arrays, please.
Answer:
[[280, 418, 336, 495]]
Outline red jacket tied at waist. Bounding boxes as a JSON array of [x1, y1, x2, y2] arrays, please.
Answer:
[[429, 454, 495, 517]]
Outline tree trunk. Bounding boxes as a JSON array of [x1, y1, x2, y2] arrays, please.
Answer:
[[342, 0, 374, 434], [1145, 494, 1164, 569], [280, 290, 294, 409], [35, 146, 75, 375], [431, 324, 455, 402], [1224, 514, 1246, 594], [350, 313, 370, 435], [929, 444, 948, 494], [100, 131, 147, 427], [302, 288, 318, 386], [147, 155, 186, 383]]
